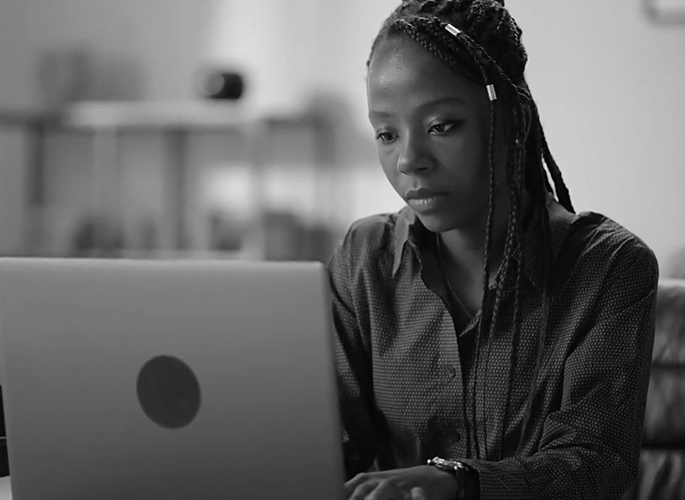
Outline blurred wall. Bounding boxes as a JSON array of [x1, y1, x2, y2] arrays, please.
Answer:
[[0, 0, 684, 266], [0, 0, 213, 107], [507, 0, 685, 271]]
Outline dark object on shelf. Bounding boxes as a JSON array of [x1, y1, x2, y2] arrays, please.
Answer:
[[36, 46, 90, 109], [644, 0, 685, 23], [200, 70, 245, 100], [208, 212, 244, 252], [70, 213, 124, 257]]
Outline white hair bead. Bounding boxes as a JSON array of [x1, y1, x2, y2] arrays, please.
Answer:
[[487, 84, 498, 101]]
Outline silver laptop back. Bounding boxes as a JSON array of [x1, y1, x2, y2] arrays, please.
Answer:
[[0, 258, 344, 500]]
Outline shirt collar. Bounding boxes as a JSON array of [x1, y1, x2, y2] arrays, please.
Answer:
[[392, 207, 423, 277], [391, 194, 578, 288]]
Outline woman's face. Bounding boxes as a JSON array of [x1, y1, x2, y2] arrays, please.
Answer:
[[367, 35, 509, 234]]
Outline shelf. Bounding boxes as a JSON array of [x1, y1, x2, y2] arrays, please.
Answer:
[[0, 100, 337, 259], [0, 101, 322, 131]]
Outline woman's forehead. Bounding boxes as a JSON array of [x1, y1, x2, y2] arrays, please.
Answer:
[[367, 36, 485, 106]]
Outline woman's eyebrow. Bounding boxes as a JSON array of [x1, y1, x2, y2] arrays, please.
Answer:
[[369, 96, 467, 120], [419, 96, 468, 108], [368, 110, 393, 120]]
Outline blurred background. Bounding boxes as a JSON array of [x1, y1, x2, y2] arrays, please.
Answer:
[[0, 0, 684, 272]]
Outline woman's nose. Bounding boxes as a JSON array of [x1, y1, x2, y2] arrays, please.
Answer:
[[396, 135, 433, 175]]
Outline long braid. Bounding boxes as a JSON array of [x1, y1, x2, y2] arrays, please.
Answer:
[[393, 19, 492, 457], [476, 92, 502, 461], [463, 79, 498, 460], [516, 100, 556, 454], [421, 15, 525, 461], [535, 105, 575, 213], [481, 99, 526, 460], [418, 16, 526, 460], [368, 0, 574, 461], [418, 19, 502, 459], [499, 102, 528, 459], [421, 9, 530, 460]]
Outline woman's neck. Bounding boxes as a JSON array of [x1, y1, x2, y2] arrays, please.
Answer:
[[438, 220, 507, 286], [437, 190, 533, 285]]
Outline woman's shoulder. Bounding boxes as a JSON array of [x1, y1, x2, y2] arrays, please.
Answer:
[[569, 211, 654, 257], [557, 209, 659, 283]]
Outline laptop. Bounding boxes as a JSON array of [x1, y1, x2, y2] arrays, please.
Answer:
[[0, 258, 345, 500]]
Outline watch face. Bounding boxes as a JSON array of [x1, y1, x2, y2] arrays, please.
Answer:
[[429, 457, 459, 471]]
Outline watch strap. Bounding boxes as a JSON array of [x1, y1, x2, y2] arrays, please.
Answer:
[[426, 456, 468, 499]]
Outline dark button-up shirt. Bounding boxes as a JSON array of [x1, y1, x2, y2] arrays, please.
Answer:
[[327, 199, 658, 500]]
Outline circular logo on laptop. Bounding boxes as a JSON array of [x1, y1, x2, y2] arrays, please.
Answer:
[[136, 355, 201, 429]]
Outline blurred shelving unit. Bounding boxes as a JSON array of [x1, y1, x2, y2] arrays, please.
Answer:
[[0, 101, 338, 260]]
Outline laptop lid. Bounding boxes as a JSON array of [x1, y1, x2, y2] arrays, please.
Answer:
[[0, 258, 344, 500]]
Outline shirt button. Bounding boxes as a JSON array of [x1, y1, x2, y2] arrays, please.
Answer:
[[445, 366, 457, 378], [454, 431, 462, 442]]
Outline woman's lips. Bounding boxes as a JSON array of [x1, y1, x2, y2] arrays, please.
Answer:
[[407, 193, 450, 212]]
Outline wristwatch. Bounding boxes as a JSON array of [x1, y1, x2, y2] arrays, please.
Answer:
[[426, 456, 470, 500]]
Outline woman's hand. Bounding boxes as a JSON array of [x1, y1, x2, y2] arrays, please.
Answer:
[[344, 465, 458, 500]]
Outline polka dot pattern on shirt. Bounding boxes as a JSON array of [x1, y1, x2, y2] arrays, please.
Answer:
[[328, 202, 659, 500]]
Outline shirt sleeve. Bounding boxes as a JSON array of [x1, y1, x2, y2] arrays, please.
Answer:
[[327, 241, 381, 480], [460, 241, 659, 499]]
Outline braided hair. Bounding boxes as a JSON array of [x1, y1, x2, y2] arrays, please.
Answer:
[[367, 0, 575, 459]]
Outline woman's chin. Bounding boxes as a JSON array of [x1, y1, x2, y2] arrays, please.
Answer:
[[412, 211, 462, 234], [409, 201, 486, 235]]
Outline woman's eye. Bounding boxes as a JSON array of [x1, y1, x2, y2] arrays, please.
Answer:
[[429, 121, 458, 134], [375, 132, 397, 143]]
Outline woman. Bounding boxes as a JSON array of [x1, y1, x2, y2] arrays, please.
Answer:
[[327, 1, 659, 499]]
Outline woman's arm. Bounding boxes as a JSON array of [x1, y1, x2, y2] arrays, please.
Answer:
[[328, 243, 380, 479], [460, 241, 659, 499]]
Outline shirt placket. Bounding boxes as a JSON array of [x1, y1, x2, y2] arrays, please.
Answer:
[[418, 245, 473, 460]]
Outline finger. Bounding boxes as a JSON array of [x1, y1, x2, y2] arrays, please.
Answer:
[[410, 486, 427, 500], [345, 473, 369, 497], [365, 479, 409, 500], [348, 481, 378, 500]]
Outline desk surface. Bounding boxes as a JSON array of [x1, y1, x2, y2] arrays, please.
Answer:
[[0, 477, 10, 499]]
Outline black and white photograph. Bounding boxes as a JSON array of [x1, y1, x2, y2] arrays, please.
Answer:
[[0, 1, 683, 499]]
